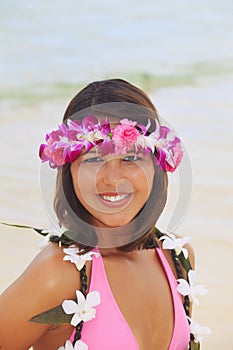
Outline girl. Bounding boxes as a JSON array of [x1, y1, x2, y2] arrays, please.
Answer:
[[0, 79, 197, 350]]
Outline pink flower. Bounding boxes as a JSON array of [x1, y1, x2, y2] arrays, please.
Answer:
[[39, 116, 183, 172], [51, 148, 66, 167], [153, 125, 183, 172], [68, 115, 99, 135], [39, 131, 68, 168], [64, 143, 83, 163], [164, 139, 183, 172], [112, 119, 139, 154]]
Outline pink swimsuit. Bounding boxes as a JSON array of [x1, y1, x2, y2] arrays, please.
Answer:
[[70, 248, 190, 349]]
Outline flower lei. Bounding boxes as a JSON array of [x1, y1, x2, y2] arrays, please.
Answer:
[[158, 231, 211, 349], [1, 223, 210, 349], [39, 115, 183, 172]]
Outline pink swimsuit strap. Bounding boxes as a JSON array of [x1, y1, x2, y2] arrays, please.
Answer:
[[70, 247, 190, 349]]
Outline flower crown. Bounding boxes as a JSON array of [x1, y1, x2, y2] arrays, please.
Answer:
[[39, 115, 183, 172]]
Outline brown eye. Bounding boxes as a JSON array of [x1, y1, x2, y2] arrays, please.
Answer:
[[122, 155, 142, 162], [83, 157, 104, 163]]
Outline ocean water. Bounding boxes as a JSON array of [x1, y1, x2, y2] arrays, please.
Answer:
[[1, 0, 232, 93]]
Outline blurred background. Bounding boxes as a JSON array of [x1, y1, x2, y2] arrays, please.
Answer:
[[0, 1, 232, 348]]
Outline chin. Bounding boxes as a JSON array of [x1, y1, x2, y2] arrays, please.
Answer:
[[94, 215, 132, 228], [99, 220, 130, 228]]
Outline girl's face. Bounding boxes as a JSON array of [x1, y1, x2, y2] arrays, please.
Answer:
[[70, 150, 155, 228]]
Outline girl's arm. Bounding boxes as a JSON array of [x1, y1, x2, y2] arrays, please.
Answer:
[[0, 243, 80, 350]]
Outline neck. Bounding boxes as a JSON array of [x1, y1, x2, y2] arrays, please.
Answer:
[[95, 225, 133, 248], [98, 246, 139, 260]]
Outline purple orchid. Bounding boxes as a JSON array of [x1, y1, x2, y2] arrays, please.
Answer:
[[39, 116, 183, 171]]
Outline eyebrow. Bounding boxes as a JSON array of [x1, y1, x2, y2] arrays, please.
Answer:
[[80, 149, 99, 157], [85, 149, 137, 155], [86, 149, 98, 154]]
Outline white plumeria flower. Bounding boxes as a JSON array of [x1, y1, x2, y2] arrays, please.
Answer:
[[159, 233, 190, 258], [62, 290, 101, 326], [187, 317, 211, 343], [58, 339, 88, 350], [63, 246, 100, 271], [177, 270, 207, 305]]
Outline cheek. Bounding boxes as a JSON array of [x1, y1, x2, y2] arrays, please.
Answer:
[[133, 164, 154, 194], [70, 163, 85, 200], [71, 168, 94, 202], [71, 164, 103, 215]]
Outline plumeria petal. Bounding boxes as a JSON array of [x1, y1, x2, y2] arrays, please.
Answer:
[[188, 317, 211, 343], [41, 223, 66, 237], [63, 248, 100, 271], [62, 300, 79, 315], [74, 340, 88, 350], [159, 235, 176, 250], [86, 291, 101, 309], [62, 290, 101, 326], [75, 260, 88, 271], [58, 340, 88, 350], [177, 279, 191, 296], [188, 270, 197, 287], [182, 247, 189, 259], [159, 233, 190, 258], [70, 313, 82, 327], [177, 270, 207, 306], [76, 290, 86, 307], [57, 340, 74, 350], [63, 247, 82, 256]]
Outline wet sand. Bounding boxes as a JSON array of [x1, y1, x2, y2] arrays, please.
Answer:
[[0, 75, 232, 349]]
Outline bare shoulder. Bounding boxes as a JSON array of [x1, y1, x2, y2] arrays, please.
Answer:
[[0, 242, 81, 315], [16, 243, 81, 303], [0, 243, 80, 349]]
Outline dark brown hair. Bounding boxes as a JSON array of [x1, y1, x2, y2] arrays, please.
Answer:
[[53, 78, 167, 251]]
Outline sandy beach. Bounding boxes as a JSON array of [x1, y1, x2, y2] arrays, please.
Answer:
[[0, 75, 232, 349]]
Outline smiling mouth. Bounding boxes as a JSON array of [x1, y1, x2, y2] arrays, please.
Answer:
[[97, 189, 133, 204], [99, 193, 131, 202]]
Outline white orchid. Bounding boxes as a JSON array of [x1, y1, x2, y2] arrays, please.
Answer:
[[188, 317, 211, 343], [159, 233, 190, 258], [63, 247, 100, 271], [177, 270, 207, 305], [143, 120, 161, 153], [62, 290, 101, 326], [58, 339, 88, 350]]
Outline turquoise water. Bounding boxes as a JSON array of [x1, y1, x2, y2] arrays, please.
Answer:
[[1, 0, 232, 97]]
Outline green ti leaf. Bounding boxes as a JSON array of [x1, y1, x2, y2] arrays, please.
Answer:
[[0, 222, 48, 236], [30, 304, 72, 324], [154, 226, 164, 239], [177, 251, 192, 272], [190, 340, 201, 350]]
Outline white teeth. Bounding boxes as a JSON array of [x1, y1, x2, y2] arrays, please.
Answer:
[[100, 194, 129, 202]]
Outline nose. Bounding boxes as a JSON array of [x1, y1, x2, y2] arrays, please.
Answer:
[[98, 159, 133, 194], [99, 158, 123, 186]]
